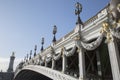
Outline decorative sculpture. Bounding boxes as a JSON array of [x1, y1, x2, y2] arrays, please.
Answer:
[[81, 34, 103, 51], [109, 0, 120, 23]]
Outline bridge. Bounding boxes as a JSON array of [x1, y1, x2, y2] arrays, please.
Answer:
[[14, 0, 120, 80]]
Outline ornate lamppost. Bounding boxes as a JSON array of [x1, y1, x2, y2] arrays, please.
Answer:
[[51, 25, 57, 69], [41, 37, 44, 51], [75, 2, 83, 25], [26, 54, 29, 62], [24, 56, 26, 62], [29, 50, 32, 60], [52, 25, 57, 44], [50, 25, 57, 69], [34, 45, 37, 57]]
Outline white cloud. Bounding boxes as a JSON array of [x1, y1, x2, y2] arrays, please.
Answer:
[[0, 57, 22, 72]]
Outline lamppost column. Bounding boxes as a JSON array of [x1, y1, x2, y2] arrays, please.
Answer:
[[52, 58, 55, 69], [62, 52, 67, 73], [78, 48, 86, 80], [52, 25, 57, 45], [45, 56, 47, 67], [107, 38, 120, 80], [29, 50, 32, 60], [75, 2, 83, 25], [75, 2, 85, 79], [26, 54, 29, 62], [41, 37, 44, 52], [34, 45, 37, 57], [52, 25, 57, 69]]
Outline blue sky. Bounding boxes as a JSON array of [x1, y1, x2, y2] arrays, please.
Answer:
[[0, 0, 110, 71]]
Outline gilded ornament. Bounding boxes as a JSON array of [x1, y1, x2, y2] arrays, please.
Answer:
[[106, 32, 113, 43], [101, 22, 113, 43], [100, 22, 109, 33]]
